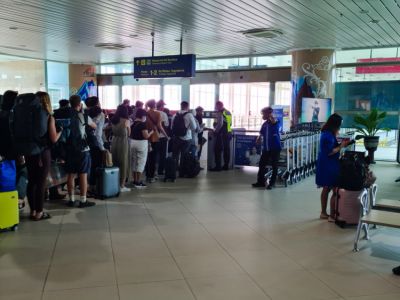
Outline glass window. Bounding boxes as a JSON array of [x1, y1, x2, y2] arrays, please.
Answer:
[[335, 49, 371, 64], [196, 57, 250, 70], [0, 56, 45, 95], [98, 63, 133, 74], [249, 83, 269, 116], [99, 85, 119, 109], [371, 47, 398, 59], [46, 61, 69, 108], [122, 85, 161, 103], [190, 84, 215, 110], [335, 66, 400, 82], [252, 55, 292, 67], [275, 81, 292, 106], [163, 85, 181, 110]]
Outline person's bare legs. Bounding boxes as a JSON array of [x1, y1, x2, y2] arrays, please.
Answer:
[[79, 173, 88, 198], [67, 174, 75, 202], [320, 187, 331, 219]]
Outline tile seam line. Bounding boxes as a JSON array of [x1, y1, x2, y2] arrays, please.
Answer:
[[40, 207, 65, 300], [145, 204, 200, 300]]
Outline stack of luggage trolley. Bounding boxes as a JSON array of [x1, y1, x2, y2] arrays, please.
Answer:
[[265, 123, 355, 188]]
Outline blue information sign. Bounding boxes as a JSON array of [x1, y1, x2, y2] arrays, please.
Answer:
[[134, 54, 196, 78]]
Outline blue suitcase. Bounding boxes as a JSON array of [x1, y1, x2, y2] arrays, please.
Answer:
[[96, 167, 120, 199]]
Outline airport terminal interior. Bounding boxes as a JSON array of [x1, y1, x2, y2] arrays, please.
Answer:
[[1, 1, 400, 299]]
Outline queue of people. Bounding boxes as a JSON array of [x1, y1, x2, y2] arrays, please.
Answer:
[[1, 91, 228, 221]]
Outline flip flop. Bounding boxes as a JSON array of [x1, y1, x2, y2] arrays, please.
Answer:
[[34, 212, 52, 221]]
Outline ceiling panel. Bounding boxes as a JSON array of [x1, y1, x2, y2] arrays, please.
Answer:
[[0, 0, 398, 63]]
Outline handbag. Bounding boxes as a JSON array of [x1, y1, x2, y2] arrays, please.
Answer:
[[0, 157, 17, 192]]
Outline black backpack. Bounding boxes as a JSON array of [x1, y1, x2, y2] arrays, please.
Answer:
[[337, 153, 367, 191], [172, 112, 189, 137], [10, 93, 48, 156], [66, 110, 89, 153]]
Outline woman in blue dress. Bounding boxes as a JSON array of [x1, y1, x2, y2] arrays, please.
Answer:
[[316, 114, 350, 220]]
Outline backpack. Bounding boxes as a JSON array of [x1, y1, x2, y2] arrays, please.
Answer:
[[10, 93, 48, 156], [172, 112, 189, 137], [66, 110, 89, 153], [337, 153, 367, 191]]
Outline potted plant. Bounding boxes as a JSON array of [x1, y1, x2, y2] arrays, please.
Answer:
[[353, 108, 390, 163]]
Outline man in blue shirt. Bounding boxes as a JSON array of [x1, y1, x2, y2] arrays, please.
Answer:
[[252, 107, 282, 190]]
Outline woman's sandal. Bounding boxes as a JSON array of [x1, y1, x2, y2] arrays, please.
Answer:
[[34, 212, 52, 221]]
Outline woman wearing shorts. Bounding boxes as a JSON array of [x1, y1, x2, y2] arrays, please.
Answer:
[[130, 109, 153, 188]]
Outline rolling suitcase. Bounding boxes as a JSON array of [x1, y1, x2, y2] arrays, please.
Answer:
[[181, 153, 201, 178], [335, 189, 363, 228], [164, 157, 176, 182], [0, 191, 19, 231], [96, 167, 120, 199]]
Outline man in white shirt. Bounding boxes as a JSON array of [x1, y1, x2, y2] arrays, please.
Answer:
[[156, 100, 170, 176], [171, 101, 198, 177]]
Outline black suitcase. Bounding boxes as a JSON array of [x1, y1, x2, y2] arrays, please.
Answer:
[[181, 153, 201, 178], [96, 167, 120, 199], [164, 157, 176, 182]]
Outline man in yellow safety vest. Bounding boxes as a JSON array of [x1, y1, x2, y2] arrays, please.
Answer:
[[210, 101, 232, 171]]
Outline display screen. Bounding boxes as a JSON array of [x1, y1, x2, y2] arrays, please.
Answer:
[[134, 54, 196, 79], [301, 97, 332, 123]]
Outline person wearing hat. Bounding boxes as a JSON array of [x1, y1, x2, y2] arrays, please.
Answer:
[[252, 106, 281, 190], [156, 100, 169, 176]]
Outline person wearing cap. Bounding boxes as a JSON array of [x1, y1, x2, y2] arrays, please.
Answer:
[[210, 101, 232, 171], [156, 100, 170, 176], [252, 106, 281, 190]]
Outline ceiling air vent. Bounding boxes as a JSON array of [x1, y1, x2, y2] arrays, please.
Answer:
[[94, 43, 130, 50], [240, 28, 283, 39]]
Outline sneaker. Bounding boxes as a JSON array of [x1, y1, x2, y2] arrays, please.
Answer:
[[134, 182, 147, 189], [79, 201, 96, 208], [120, 187, 131, 193], [252, 182, 265, 188], [266, 185, 273, 190], [66, 200, 76, 207]]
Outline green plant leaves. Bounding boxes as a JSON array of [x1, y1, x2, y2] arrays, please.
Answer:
[[353, 108, 390, 136]]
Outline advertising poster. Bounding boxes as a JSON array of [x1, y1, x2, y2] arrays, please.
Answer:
[[272, 105, 291, 133], [301, 97, 332, 123], [234, 135, 261, 167]]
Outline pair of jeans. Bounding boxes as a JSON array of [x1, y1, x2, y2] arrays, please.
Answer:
[[146, 141, 160, 179], [214, 132, 231, 169], [172, 138, 191, 176], [157, 137, 168, 175], [26, 149, 51, 212], [257, 150, 281, 186]]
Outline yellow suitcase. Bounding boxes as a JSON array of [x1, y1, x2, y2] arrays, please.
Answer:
[[0, 190, 19, 231]]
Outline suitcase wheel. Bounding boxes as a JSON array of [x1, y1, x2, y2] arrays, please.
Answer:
[[116, 193, 120, 198], [11, 225, 18, 231]]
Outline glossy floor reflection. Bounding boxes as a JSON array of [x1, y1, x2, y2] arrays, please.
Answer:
[[1, 163, 400, 300]]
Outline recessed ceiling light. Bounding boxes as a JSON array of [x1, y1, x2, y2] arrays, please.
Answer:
[[52, 50, 58, 53], [369, 19, 380, 24], [9, 26, 18, 30], [129, 34, 138, 38], [94, 43, 130, 50]]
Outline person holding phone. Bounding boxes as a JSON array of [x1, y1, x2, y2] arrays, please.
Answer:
[[316, 113, 350, 221], [252, 107, 281, 190]]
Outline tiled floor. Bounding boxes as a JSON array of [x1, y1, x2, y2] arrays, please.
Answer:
[[1, 163, 400, 300]]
